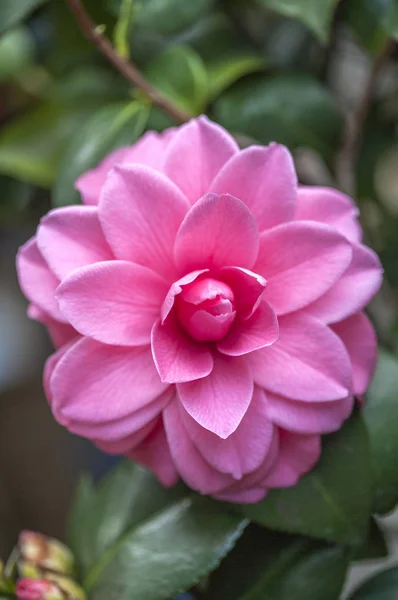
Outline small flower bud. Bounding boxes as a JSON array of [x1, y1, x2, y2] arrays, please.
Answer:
[[19, 531, 74, 576], [15, 578, 64, 600]]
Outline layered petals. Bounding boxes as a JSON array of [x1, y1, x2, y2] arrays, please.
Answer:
[[255, 221, 353, 315], [210, 143, 297, 231], [249, 313, 352, 402], [263, 431, 321, 488], [57, 261, 168, 346], [177, 352, 253, 438], [99, 165, 189, 280], [164, 116, 238, 204], [174, 193, 259, 273]]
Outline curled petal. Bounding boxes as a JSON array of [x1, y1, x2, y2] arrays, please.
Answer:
[[219, 266, 267, 319]]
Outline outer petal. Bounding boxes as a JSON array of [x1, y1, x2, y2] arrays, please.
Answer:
[[210, 143, 297, 232], [263, 430, 321, 488], [151, 315, 213, 383], [217, 301, 279, 356], [215, 488, 267, 503], [50, 338, 168, 424], [37, 206, 113, 280], [57, 261, 168, 346], [129, 417, 179, 487], [332, 312, 378, 396], [95, 420, 157, 455], [249, 313, 352, 402], [99, 164, 189, 280], [295, 186, 362, 243], [305, 244, 383, 324], [163, 400, 233, 494], [28, 304, 76, 348], [265, 392, 354, 435], [177, 352, 253, 438], [43, 338, 79, 404], [174, 193, 259, 273], [181, 386, 274, 479], [255, 221, 353, 315], [16, 237, 65, 322], [164, 116, 238, 204]]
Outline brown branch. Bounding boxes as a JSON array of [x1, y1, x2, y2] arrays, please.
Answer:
[[336, 39, 396, 197], [65, 0, 191, 124]]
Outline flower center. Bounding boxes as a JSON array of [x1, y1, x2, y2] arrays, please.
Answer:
[[176, 277, 236, 342]]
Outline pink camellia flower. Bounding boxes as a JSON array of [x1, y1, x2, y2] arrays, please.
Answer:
[[16, 579, 63, 600], [17, 117, 382, 503]]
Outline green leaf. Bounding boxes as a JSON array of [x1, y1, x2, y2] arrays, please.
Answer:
[[213, 74, 343, 162], [53, 101, 149, 207], [256, 0, 340, 43], [348, 566, 398, 599], [0, 0, 46, 33], [67, 462, 247, 600], [0, 26, 35, 81], [0, 103, 92, 187], [66, 474, 95, 575], [145, 45, 208, 115], [205, 526, 349, 600], [135, 0, 214, 36], [241, 414, 372, 545], [352, 517, 388, 560], [114, 0, 135, 59], [345, 0, 398, 55], [363, 350, 398, 514]]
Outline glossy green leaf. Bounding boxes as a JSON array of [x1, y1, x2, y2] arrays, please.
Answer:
[[363, 350, 398, 514], [53, 101, 149, 207], [352, 517, 388, 560], [348, 566, 398, 599], [256, 0, 340, 43], [67, 462, 247, 600], [135, 0, 214, 36], [241, 414, 372, 545], [205, 526, 349, 600], [0, 26, 35, 81], [213, 74, 343, 161], [0, 103, 92, 187], [345, 0, 398, 55], [0, 0, 46, 33], [145, 45, 208, 115]]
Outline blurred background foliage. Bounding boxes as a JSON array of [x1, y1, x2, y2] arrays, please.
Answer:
[[1, 1, 398, 599]]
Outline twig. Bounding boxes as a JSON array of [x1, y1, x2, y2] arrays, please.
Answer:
[[64, 0, 191, 124], [336, 39, 396, 197]]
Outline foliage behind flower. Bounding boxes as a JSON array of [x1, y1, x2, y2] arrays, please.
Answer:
[[16, 116, 382, 503]]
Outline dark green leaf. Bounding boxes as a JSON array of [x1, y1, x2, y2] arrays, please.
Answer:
[[0, 26, 35, 81], [0, 103, 92, 187], [241, 414, 372, 545], [205, 525, 349, 600], [345, 0, 398, 55], [66, 474, 95, 574], [348, 566, 398, 599], [363, 350, 398, 514], [135, 0, 214, 36], [256, 0, 340, 43], [0, 0, 46, 33], [213, 74, 343, 161], [53, 101, 149, 207], [145, 45, 208, 115], [352, 518, 388, 560], [67, 462, 247, 600]]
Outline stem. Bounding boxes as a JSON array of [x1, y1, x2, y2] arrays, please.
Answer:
[[336, 39, 396, 197], [64, 0, 191, 124]]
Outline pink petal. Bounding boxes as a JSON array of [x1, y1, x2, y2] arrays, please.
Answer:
[[163, 400, 234, 494], [95, 420, 157, 454], [332, 311, 378, 396], [151, 315, 213, 383], [249, 313, 352, 402], [43, 338, 79, 404], [50, 338, 168, 425], [219, 266, 267, 319], [174, 193, 259, 273], [215, 488, 267, 503], [265, 392, 354, 434], [255, 221, 353, 315], [177, 352, 253, 438], [28, 304, 77, 348], [16, 237, 65, 322], [57, 261, 167, 346], [181, 386, 274, 479], [263, 430, 321, 488], [161, 269, 209, 322], [305, 244, 383, 324], [129, 417, 179, 487], [123, 129, 178, 171], [37, 206, 113, 280], [210, 143, 297, 232], [217, 301, 279, 356], [99, 164, 189, 280], [295, 186, 362, 243], [164, 116, 238, 204]]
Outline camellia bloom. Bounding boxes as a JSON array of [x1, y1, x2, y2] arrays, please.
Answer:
[[17, 117, 382, 503]]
